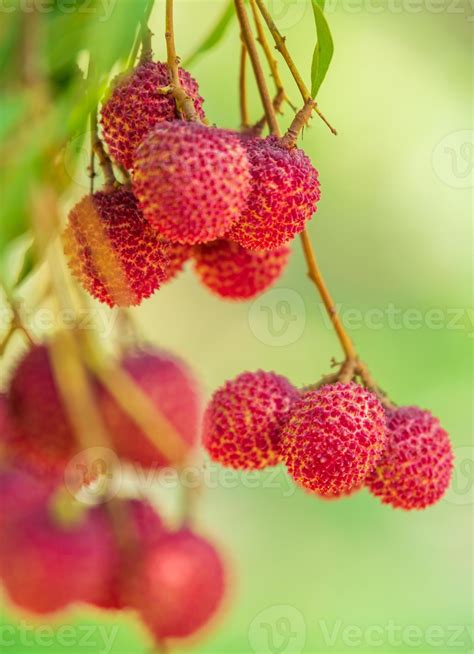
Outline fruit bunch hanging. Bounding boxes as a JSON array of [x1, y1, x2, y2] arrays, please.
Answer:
[[0, 0, 454, 650]]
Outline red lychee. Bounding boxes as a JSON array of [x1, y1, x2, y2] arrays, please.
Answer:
[[95, 499, 165, 611], [100, 350, 202, 469], [281, 382, 386, 497], [228, 136, 321, 250], [133, 122, 251, 245], [6, 344, 79, 475], [64, 188, 190, 307], [366, 406, 454, 510], [0, 467, 54, 533], [127, 529, 225, 640], [203, 370, 300, 470], [193, 239, 290, 300], [100, 60, 206, 170], [0, 504, 113, 614]]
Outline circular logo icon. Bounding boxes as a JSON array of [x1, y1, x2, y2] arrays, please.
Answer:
[[265, 0, 308, 30], [443, 446, 473, 506], [249, 605, 307, 654], [432, 130, 474, 189], [248, 288, 306, 347], [64, 447, 122, 505]]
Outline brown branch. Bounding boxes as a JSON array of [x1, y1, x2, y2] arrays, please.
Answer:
[[249, 0, 285, 103], [128, 0, 156, 69], [281, 98, 316, 149], [239, 41, 249, 128], [91, 107, 116, 190], [234, 0, 280, 136]]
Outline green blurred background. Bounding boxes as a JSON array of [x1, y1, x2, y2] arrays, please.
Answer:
[[1, 0, 472, 652]]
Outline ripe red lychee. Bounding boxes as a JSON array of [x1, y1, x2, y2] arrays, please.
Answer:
[[95, 499, 165, 611], [64, 188, 190, 307], [133, 122, 251, 245], [127, 529, 225, 640], [0, 467, 53, 533], [6, 344, 79, 475], [281, 382, 386, 497], [0, 504, 113, 614], [203, 370, 300, 470], [366, 406, 454, 510], [100, 60, 206, 170], [100, 350, 202, 469], [193, 239, 290, 300], [228, 135, 321, 250]]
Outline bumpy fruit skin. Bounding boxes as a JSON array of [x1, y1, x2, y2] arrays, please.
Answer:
[[281, 382, 386, 497], [133, 122, 251, 245], [366, 406, 454, 510], [6, 345, 78, 475], [0, 505, 113, 614], [64, 188, 190, 307], [193, 239, 290, 300], [128, 529, 225, 640], [100, 350, 202, 469], [203, 370, 300, 470], [100, 61, 205, 170], [229, 136, 321, 250], [0, 467, 53, 533], [96, 499, 165, 611]]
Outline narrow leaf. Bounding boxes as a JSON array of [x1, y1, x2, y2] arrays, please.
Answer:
[[184, 2, 235, 67], [310, 0, 334, 98]]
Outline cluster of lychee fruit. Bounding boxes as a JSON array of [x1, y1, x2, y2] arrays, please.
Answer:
[[63, 57, 320, 306], [0, 344, 225, 643], [203, 370, 454, 510]]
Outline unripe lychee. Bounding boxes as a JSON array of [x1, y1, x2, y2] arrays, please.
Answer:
[[127, 529, 225, 640], [100, 350, 202, 469], [228, 136, 321, 250], [0, 504, 113, 614], [366, 406, 454, 510], [203, 370, 300, 470], [193, 239, 290, 300], [281, 382, 386, 497], [6, 344, 79, 474], [133, 122, 251, 245], [100, 60, 206, 170], [64, 188, 190, 307], [95, 499, 165, 611]]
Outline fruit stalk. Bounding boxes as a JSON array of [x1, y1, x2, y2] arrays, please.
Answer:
[[239, 41, 249, 128]]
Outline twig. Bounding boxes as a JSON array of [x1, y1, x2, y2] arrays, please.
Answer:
[[128, 0, 156, 69], [91, 107, 116, 190], [281, 98, 316, 149], [239, 41, 249, 128], [234, 0, 280, 136]]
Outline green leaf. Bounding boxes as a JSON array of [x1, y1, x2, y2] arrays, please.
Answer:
[[310, 0, 334, 98], [184, 2, 235, 67]]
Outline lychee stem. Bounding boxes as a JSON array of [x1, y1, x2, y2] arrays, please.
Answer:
[[281, 99, 317, 149], [90, 106, 116, 190], [128, 0, 155, 69], [239, 41, 249, 128], [234, 0, 280, 136], [254, 0, 337, 135], [300, 229, 357, 363], [165, 0, 201, 122]]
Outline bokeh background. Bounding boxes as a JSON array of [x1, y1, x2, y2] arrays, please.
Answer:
[[0, 0, 472, 652]]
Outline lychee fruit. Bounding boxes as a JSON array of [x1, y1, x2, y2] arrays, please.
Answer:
[[100, 350, 202, 469], [0, 466, 54, 533], [0, 504, 114, 614], [228, 135, 321, 250], [366, 406, 454, 510], [100, 60, 206, 170], [133, 122, 251, 245], [127, 529, 225, 640], [281, 382, 386, 497], [203, 370, 300, 470], [193, 239, 290, 300], [64, 188, 190, 307], [6, 344, 80, 475]]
